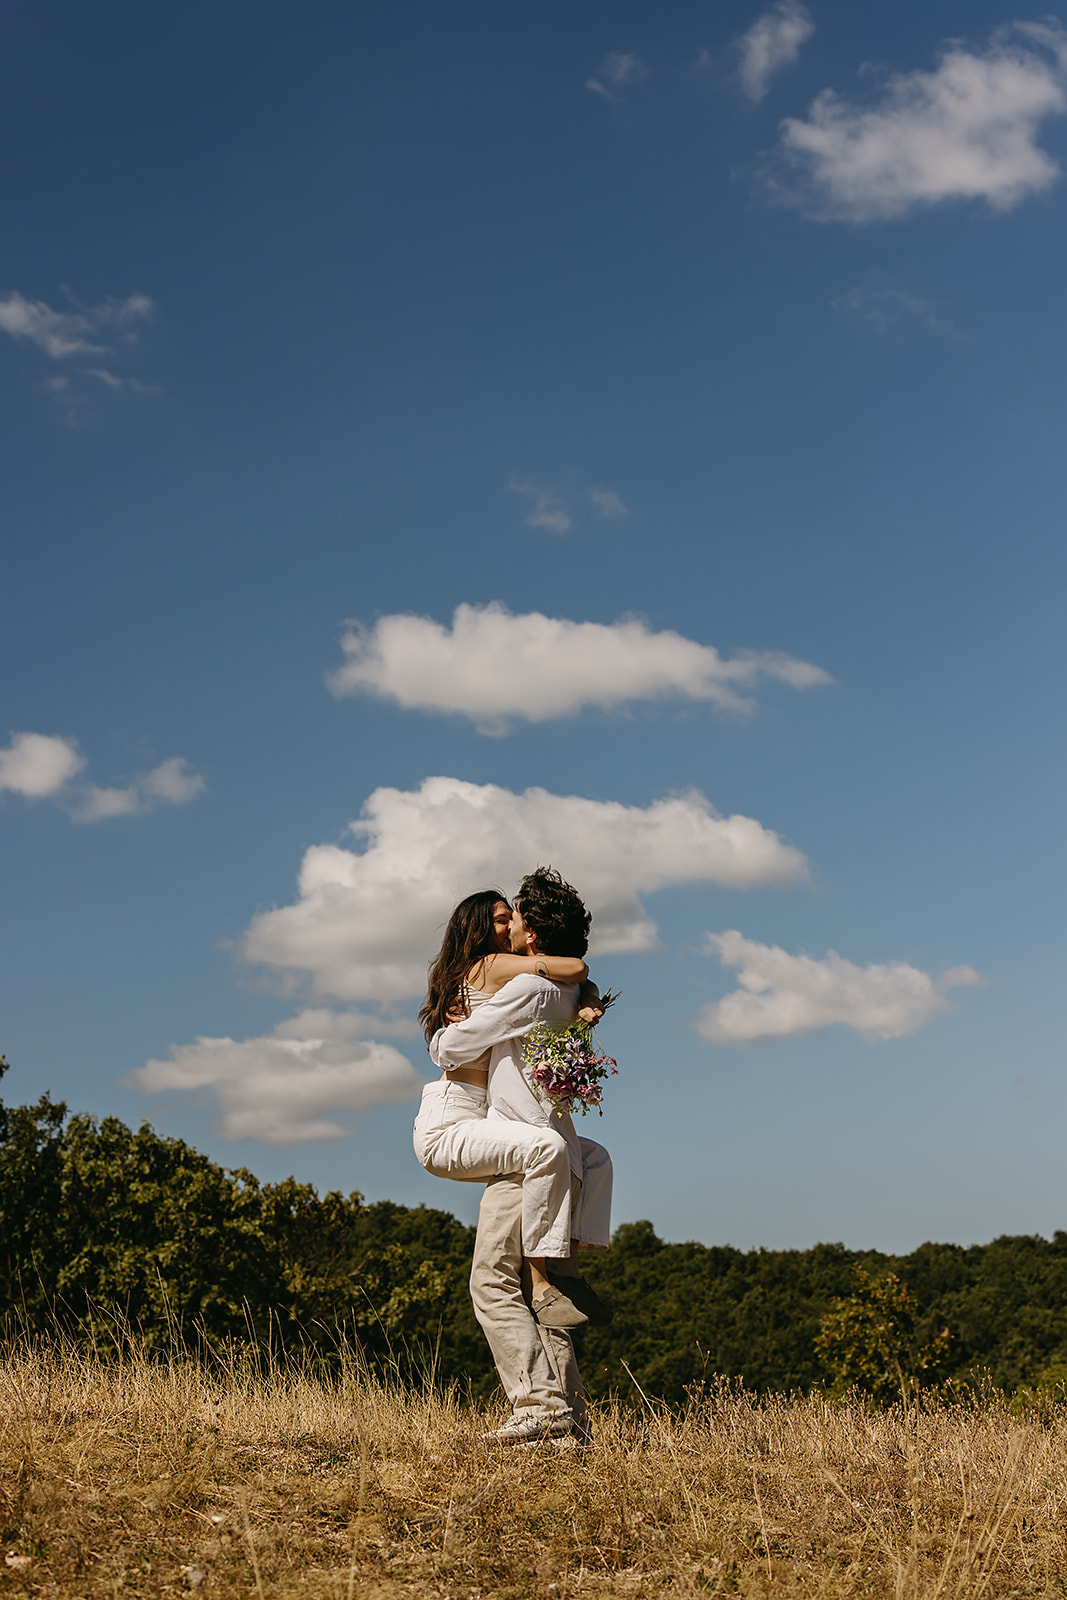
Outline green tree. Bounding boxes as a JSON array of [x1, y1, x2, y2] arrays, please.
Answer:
[[0, 1064, 480, 1377], [815, 1267, 949, 1405]]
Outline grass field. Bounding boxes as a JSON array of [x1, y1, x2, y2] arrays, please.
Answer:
[[1, 1340, 1063, 1598]]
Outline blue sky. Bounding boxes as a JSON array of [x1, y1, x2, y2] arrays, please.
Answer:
[[2, 0, 1065, 1252]]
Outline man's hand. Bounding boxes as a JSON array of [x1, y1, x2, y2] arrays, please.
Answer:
[[577, 979, 603, 1025]]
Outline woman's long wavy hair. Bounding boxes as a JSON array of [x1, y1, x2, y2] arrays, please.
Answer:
[[419, 888, 508, 1043]]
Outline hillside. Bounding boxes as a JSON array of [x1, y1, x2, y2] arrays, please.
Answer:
[[4, 1077, 1067, 1399]]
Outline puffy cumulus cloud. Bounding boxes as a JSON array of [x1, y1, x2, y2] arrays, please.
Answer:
[[71, 758, 205, 823], [327, 603, 831, 732], [240, 776, 810, 1003], [0, 290, 153, 359], [0, 732, 84, 797], [128, 1029, 426, 1145], [587, 53, 648, 100], [771, 22, 1067, 220], [0, 736, 205, 823], [141, 756, 206, 804], [737, 0, 814, 102], [74, 786, 143, 821], [272, 1007, 419, 1041], [696, 930, 984, 1044]]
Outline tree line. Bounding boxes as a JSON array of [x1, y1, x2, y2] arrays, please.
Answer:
[[4, 1065, 1067, 1402]]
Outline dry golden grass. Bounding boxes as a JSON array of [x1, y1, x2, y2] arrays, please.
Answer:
[[1, 1339, 1065, 1598]]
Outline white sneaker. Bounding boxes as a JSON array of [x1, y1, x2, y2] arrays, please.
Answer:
[[481, 1412, 573, 1446], [516, 1432, 594, 1453]]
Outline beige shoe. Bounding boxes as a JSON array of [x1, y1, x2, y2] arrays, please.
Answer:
[[547, 1270, 613, 1326], [532, 1284, 589, 1329]]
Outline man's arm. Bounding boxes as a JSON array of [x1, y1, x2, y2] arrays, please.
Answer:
[[429, 975, 556, 1069]]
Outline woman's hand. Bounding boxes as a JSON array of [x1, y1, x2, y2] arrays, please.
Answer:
[[578, 1003, 605, 1024]]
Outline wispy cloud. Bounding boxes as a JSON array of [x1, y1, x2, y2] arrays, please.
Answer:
[[736, 1, 814, 102], [0, 289, 152, 359], [86, 367, 160, 394], [239, 775, 810, 1004], [766, 21, 1067, 220], [508, 478, 572, 533], [696, 931, 983, 1044], [327, 603, 831, 732], [832, 270, 963, 340], [509, 479, 628, 533], [589, 488, 628, 518], [587, 52, 648, 100], [0, 287, 159, 409], [0, 733, 204, 823]]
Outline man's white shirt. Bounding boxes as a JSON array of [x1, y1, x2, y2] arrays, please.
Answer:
[[429, 974, 582, 1179]]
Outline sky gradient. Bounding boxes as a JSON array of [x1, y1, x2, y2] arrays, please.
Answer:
[[2, 0, 1065, 1252]]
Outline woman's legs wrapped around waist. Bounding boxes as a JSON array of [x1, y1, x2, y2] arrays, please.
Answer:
[[414, 1078, 487, 1150], [413, 1094, 574, 1254]]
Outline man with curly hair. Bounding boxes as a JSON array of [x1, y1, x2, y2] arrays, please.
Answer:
[[430, 867, 613, 1447]]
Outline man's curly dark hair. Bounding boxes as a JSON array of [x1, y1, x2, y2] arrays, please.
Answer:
[[514, 866, 591, 957]]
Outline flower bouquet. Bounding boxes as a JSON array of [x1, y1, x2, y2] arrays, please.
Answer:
[[522, 990, 620, 1117]]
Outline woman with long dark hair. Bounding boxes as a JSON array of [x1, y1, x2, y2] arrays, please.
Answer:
[[418, 888, 587, 1044], [413, 888, 595, 1325]]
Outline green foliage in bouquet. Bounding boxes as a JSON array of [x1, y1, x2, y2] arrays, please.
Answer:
[[522, 988, 620, 1116]]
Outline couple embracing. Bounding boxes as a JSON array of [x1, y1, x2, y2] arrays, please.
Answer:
[[414, 867, 614, 1447]]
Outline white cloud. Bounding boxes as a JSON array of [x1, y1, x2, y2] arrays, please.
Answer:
[[141, 756, 207, 805], [589, 488, 628, 518], [128, 1030, 426, 1144], [0, 734, 201, 820], [771, 21, 1067, 220], [831, 270, 963, 339], [0, 290, 153, 359], [327, 603, 831, 732], [508, 478, 571, 533], [239, 776, 810, 1003], [272, 1008, 418, 1041], [86, 368, 160, 394], [587, 52, 648, 99], [75, 785, 144, 821], [71, 757, 205, 823], [696, 930, 984, 1044], [0, 732, 84, 797], [737, 1, 814, 102]]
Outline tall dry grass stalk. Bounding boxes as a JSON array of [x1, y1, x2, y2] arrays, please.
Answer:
[[0, 1332, 1064, 1597]]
